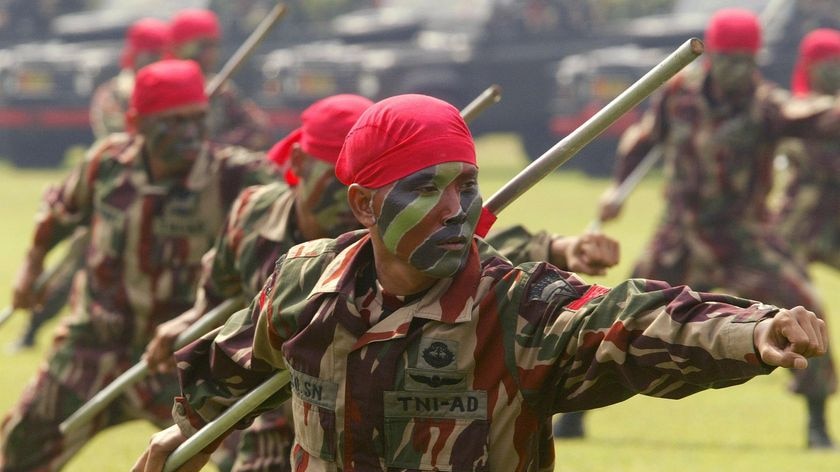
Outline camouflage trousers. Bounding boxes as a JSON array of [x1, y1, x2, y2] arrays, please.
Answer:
[[632, 222, 837, 398], [0, 337, 292, 472], [0, 352, 178, 471], [214, 409, 293, 472]]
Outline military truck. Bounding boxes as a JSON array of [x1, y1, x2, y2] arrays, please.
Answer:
[[255, 0, 614, 163]]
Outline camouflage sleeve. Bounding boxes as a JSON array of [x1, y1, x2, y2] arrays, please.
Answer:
[[484, 225, 555, 266], [194, 186, 263, 309], [506, 263, 777, 414], [613, 89, 667, 183], [771, 89, 840, 138], [32, 145, 103, 251], [174, 241, 331, 433]]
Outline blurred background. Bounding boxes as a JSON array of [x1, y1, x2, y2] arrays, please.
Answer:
[[0, 0, 838, 173]]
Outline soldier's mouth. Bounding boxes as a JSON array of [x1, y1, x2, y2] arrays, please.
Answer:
[[437, 236, 467, 251]]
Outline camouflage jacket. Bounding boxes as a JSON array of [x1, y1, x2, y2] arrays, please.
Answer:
[[207, 80, 273, 151], [31, 133, 280, 353], [615, 66, 840, 231], [775, 94, 840, 267], [89, 70, 134, 140], [174, 230, 776, 471], [195, 181, 298, 309]]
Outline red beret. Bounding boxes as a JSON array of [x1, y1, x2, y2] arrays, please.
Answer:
[[120, 18, 170, 69], [170, 9, 220, 46], [705, 9, 761, 54], [267, 94, 374, 185], [792, 28, 840, 96], [130, 59, 208, 117], [335, 94, 476, 188]]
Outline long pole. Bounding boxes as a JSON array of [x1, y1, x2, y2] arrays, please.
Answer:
[[460, 85, 502, 124], [587, 145, 662, 233], [483, 38, 703, 217], [205, 3, 288, 97], [162, 38, 704, 471], [59, 297, 244, 436]]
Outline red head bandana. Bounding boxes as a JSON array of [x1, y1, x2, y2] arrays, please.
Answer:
[[705, 9, 761, 54], [170, 9, 221, 46], [130, 59, 208, 117], [792, 28, 840, 96], [120, 18, 169, 69], [335, 94, 476, 188], [268, 94, 374, 186]]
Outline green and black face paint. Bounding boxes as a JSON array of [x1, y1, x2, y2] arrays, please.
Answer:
[[374, 162, 481, 279]]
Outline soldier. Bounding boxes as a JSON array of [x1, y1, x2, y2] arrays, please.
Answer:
[[133, 94, 828, 472], [775, 28, 840, 271], [90, 17, 170, 140], [11, 18, 173, 351], [169, 8, 273, 151], [140, 93, 619, 471], [0, 59, 280, 471], [143, 93, 374, 472], [594, 9, 839, 448]]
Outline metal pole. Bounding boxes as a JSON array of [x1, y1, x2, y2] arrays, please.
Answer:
[[587, 145, 662, 233], [460, 85, 502, 124], [163, 371, 291, 472], [59, 297, 244, 436], [205, 3, 288, 97], [483, 38, 703, 217], [0, 259, 68, 330]]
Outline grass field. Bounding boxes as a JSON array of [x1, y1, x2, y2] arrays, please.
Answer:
[[0, 134, 839, 471]]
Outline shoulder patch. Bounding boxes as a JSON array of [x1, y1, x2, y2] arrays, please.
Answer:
[[526, 268, 578, 302]]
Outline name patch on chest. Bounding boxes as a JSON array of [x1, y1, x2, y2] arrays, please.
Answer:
[[289, 368, 338, 410], [384, 391, 487, 419]]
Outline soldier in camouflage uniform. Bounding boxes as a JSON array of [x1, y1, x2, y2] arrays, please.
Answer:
[[10, 18, 172, 351], [0, 60, 280, 472], [143, 93, 375, 472], [132, 94, 829, 472], [138, 94, 618, 471], [595, 10, 839, 448], [89, 17, 170, 140], [169, 8, 273, 151], [775, 28, 840, 271]]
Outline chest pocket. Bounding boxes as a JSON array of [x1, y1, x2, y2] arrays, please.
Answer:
[[383, 390, 490, 471], [289, 368, 338, 462]]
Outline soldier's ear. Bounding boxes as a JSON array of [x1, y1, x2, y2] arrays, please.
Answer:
[[347, 184, 377, 228]]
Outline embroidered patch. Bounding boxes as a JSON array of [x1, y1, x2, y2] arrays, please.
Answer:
[[384, 390, 487, 419], [406, 368, 466, 391], [527, 272, 577, 301], [289, 368, 338, 410], [419, 339, 457, 369], [566, 284, 610, 311]]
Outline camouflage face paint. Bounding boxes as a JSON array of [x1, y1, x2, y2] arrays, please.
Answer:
[[374, 162, 481, 279], [710, 53, 757, 95], [143, 110, 207, 176], [296, 158, 356, 237], [811, 59, 840, 95]]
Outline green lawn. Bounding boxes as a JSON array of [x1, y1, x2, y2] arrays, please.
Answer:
[[0, 134, 839, 471]]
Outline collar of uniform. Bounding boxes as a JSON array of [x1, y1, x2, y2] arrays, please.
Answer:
[[256, 184, 295, 242], [311, 234, 480, 326]]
